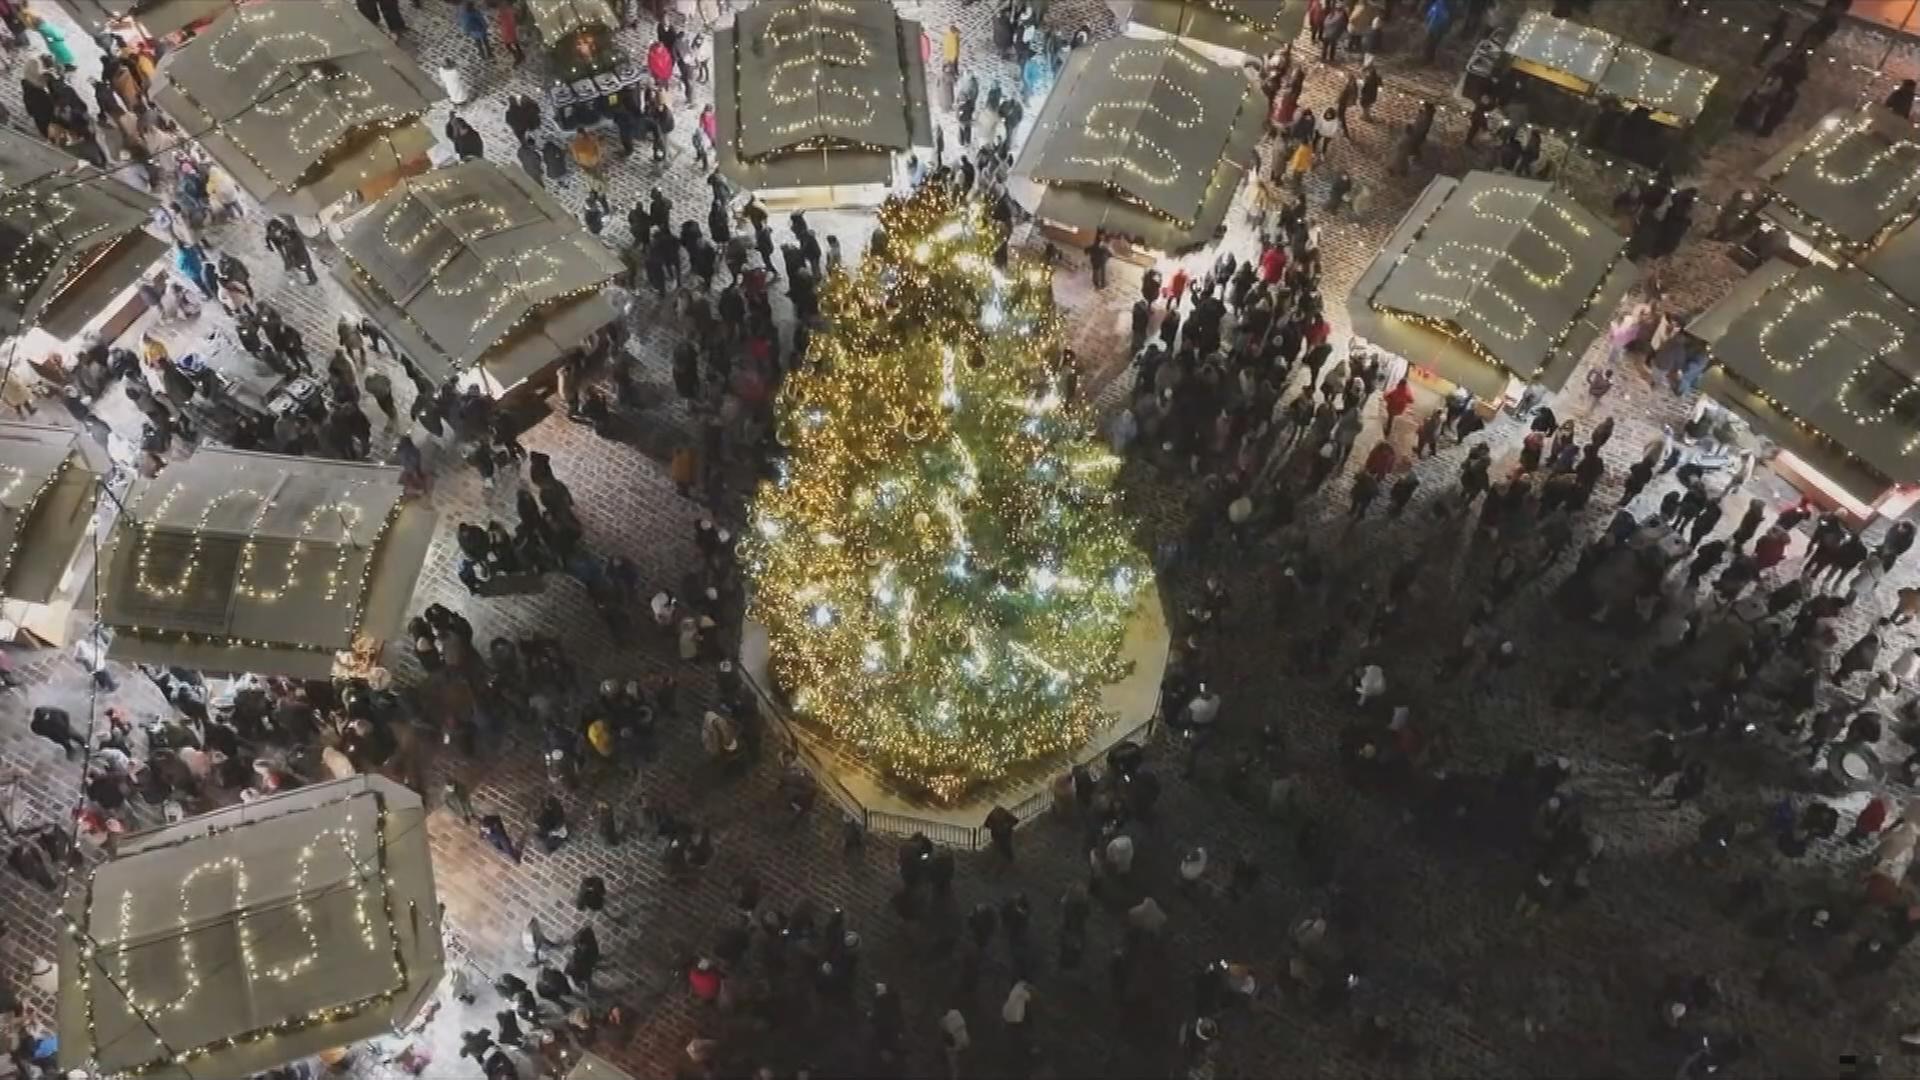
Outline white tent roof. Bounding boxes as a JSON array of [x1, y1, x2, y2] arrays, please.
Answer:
[[60, 776, 443, 1078], [97, 449, 435, 677]]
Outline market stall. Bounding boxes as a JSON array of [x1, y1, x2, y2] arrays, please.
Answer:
[[58, 775, 443, 1080], [714, 0, 935, 209], [1347, 171, 1637, 404], [148, 0, 442, 222], [0, 423, 107, 645], [1008, 36, 1264, 255], [566, 1050, 636, 1079], [1758, 108, 1920, 254], [1503, 10, 1618, 96], [1689, 259, 1920, 522], [68, 0, 241, 40], [1500, 11, 1718, 166], [95, 448, 435, 677], [331, 160, 624, 398], [530, 0, 645, 124], [1106, 0, 1308, 67], [1, 128, 164, 344]]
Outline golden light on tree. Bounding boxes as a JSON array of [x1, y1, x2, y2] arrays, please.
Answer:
[[744, 186, 1150, 801]]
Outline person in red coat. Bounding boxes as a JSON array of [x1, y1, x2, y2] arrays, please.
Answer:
[[1259, 246, 1286, 284], [1850, 797, 1892, 844], [1362, 439, 1397, 478], [1382, 377, 1414, 434], [648, 40, 675, 92]]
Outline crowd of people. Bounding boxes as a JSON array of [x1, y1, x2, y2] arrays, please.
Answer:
[[11, 0, 1920, 1075]]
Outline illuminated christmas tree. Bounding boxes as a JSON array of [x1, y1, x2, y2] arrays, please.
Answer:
[[745, 187, 1150, 801]]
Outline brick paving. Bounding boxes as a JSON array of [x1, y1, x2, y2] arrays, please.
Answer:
[[6, 0, 1920, 1078]]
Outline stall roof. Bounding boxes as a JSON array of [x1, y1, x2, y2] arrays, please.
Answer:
[[150, 0, 443, 216], [1009, 37, 1263, 252], [715, 0, 932, 195], [528, 0, 616, 41], [1504, 10, 1617, 88], [1107, 0, 1308, 60], [67, 0, 238, 37], [1355, 172, 1633, 394], [1690, 259, 1920, 488], [59, 776, 443, 1079], [1759, 109, 1920, 248], [1864, 218, 1920, 308], [567, 1051, 637, 1079], [97, 449, 434, 677], [1594, 44, 1718, 124], [333, 160, 623, 387], [0, 423, 105, 605], [0, 129, 158, 336]]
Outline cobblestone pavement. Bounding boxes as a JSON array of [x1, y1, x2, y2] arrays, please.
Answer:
[[8, 1, 1920, 1078]]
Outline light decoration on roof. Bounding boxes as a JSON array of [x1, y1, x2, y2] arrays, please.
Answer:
[[761, 0, 878, 138], [372, 173, 561, 347], [1753, 281, 1917, 442], [1062, 42, 1210, 190], [1608, 45, 1718, 118], [1409, 185, 1590, 345], [528, 0, 616, 39], [1507, 12, 1612, 83], [1802, 114, 1920, 213], [132, 483, 369, 604], [0, 185, 116, 317]]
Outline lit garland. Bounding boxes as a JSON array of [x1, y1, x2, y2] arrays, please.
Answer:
[[1743, 274, 1919, 453], [103, 461, 410, 658], [67, 796, 415, 1076], [761, 0, 878, 138], [342, 164, 621, 373], [0, 456, 69, 593], [163, 1, 433, 193], [1770, 110, 1920, 235], [528, 0, 617, 41], [1604, 44, 1718, 120], [0, 179, 117, 321], [743, 187, 1150, 801], [1409, 185, 1591, 345], [1062, 41, 1211, 190], [1507, 11, 1614, 85]]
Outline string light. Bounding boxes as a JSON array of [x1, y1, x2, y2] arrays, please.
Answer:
[[158, 0, 438, 196], [744, 187, 1149, 803], [761, 0, 878, 138], [66, 789, 423, 1076], [0, 456, 72, 595], [338, 161, 622, 374], [1061, 41, 1212, 190], [103, 454, 409, 655], [1506, 11, 1614, 85]]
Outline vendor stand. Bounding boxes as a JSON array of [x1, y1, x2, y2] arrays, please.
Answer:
[[68, 0, 240, 42], [147, 0, 443, 227], [95, 448, 434, 678], [1346, 171, 1637, 406], [1008, 36, 1264, 257], [332, 160, 624, 399], [1689, 259, 1920, 523], [566, 1050, 636, 1079], [1500, 11, 1718, 168], [714, 0, 934, 209], [0, 423, 109, 645], [531, 0, 646, 126], [57, 775, 443, 1080], [1106, 0, 1308, 68], [1, 128, 165, 348], [1757, 107, 1920, 257]]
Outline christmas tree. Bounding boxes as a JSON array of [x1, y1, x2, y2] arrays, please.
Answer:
[[745, 187, 1150, 801]]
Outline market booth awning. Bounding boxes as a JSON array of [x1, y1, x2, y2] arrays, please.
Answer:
[[1348, 171, 1637, 401], [714, 0, 933, 205], [1689, 259, 1920, 506], [1865, 218, 1920, 306], [59, 775, 443, 1080], [1009, 36, 1264, 254], [1759, 108, 1920, 250], [68, 0, 239, 38], [97, 448, 435, 677], [0, 423, 105, 605], [1, 129, 163, 339], [1502, 12, 1716, 125], [1107, 0, 1308, 64], [149, 0, 443, 218], [333, 160, 624, 394], [566, 1050, 636, 1079]]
